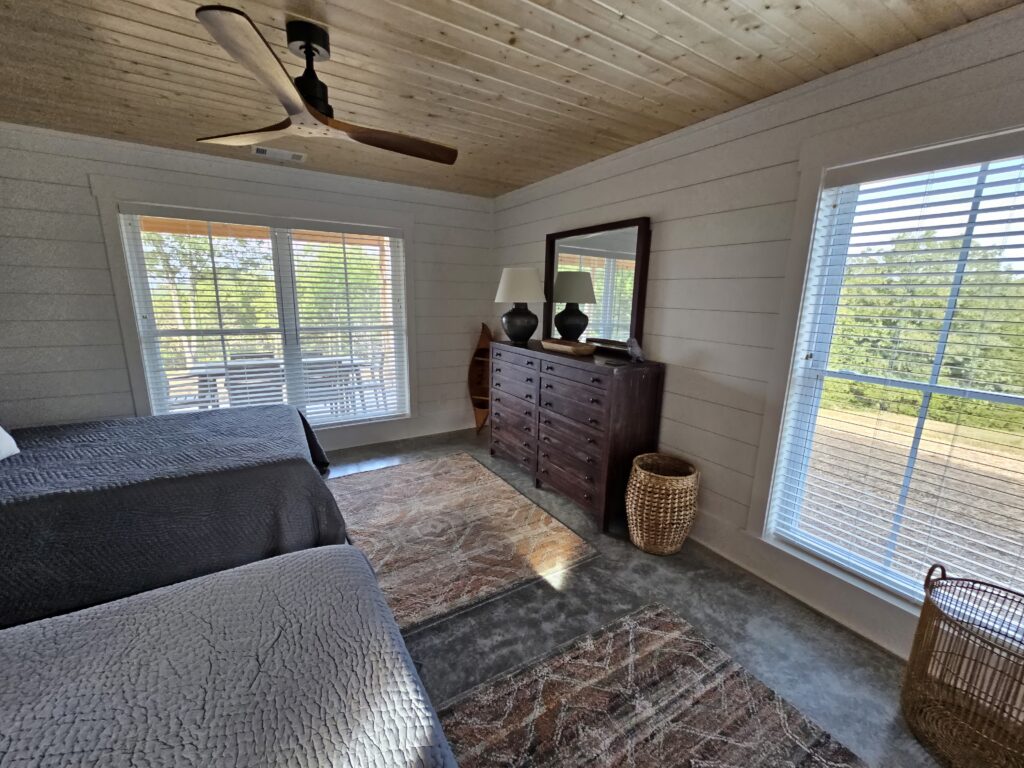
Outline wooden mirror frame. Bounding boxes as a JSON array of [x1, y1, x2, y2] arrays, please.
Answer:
[[542, 216, 652, 345]]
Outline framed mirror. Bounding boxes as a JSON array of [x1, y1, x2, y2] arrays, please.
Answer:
[[542, 217, 651, 348]]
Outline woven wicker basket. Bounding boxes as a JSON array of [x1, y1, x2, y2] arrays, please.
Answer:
[[625, 453, 699, 556], [902, 564, 1024, 767]]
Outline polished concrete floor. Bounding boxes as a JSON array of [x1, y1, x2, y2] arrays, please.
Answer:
[[328, 428, 936, 768]]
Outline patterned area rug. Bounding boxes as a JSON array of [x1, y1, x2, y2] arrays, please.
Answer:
[[439, 605, 866, 767], [327, 452, 595, 630]]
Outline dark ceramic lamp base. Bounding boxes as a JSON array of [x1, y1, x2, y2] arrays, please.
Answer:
[[554, 302, 589, 342], [501, 302, 538, 345]]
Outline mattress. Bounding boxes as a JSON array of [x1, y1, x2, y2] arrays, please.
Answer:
[[0, 546, 456, 767], [0, 405, 345, 628]]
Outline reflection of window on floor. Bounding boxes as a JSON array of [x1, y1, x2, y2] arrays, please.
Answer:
[[769, 154, 1024, 601], [119, 214, 409, 427]]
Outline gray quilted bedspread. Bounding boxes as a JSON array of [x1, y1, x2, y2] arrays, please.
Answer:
[[0, 546, 457, 768], [0, 405, 345, 628]]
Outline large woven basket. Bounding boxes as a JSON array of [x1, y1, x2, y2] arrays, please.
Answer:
[[625, 453, 698, 556], [902, 564, 1024, 767]]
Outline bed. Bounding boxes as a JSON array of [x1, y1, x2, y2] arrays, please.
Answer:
[[0, 405, 345, 628], [0, 546, 457, 767]]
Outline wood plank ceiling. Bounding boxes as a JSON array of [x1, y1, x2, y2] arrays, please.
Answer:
[[0, 0, 1018, 196]]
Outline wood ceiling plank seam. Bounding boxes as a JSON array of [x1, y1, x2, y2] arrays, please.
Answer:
[[802, 0, 920, 53], [727, 0, 876, 70], [313, 0, 692, 131], [450, 0, 750, 111], [527, 0, 772, 101], [111, 0, 669, 146], [948, 0, 1021, 22], [50, 0, 659, 148], [876, 0, 968, 37], [387, 0, 738, 116], [586, 0, 807, 93], [655, 0, 832, 81], [2, 18, 625, 156], [0, 85, 535, 189], [0, 103, 519, 196]]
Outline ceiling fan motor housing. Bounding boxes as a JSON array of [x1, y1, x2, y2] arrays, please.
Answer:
[[286, 19, 333, 117]]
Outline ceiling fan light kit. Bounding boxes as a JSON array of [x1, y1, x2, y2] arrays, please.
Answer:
[[194, 5, 457, 165]]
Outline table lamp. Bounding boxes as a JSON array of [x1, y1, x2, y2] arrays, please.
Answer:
[[553, 270, 596, 341], [494, 267, 546, 345]]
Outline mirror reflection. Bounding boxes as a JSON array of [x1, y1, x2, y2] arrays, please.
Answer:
[[551, 225, 639, 343]]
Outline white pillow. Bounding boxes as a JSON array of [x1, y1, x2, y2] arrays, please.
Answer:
[[0, 426, 19, 461]]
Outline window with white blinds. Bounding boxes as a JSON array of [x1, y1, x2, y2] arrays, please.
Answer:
[[769, 154, 1024, 601], [119, 214, 409, 428]]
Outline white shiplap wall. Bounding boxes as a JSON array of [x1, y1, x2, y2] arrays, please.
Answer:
[[0, 123, 498, 447], [493, 5, 1024, 656]]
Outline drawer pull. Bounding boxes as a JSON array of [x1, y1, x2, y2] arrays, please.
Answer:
[[493, 396, 501, 403], [522, 456, 530, 463], [589, 398, 599, 404], [588, 418, 598, 425], [526, 377, 534, 383], [526, 360, 535, 367], [495, 382, 502, 388], [494, 367, 502, 373], [584, 492, 592, 501], [525, 394, 533, 401], [542, 436, 551, 443], [494, 352, 502, 358], [522, 425, 531, 432], [541, 452, 549, 458], [586, 457, 594, 464], [544, 401, 553, 407], [590, 377, 601, 384], [543, 419, 551, 426], [523, 409, 531, 416], [584, 474, 593, 482], [545, 364, 555, 371], [541, 468, 548, 475], [522, 440, 530, 447], [586, 437, 595, 444], [544, 384, 553, 390]]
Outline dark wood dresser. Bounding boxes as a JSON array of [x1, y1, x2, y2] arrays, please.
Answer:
[[489, 340, 664, 531]]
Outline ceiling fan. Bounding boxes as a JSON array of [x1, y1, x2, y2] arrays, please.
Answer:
[[194, 5, 458, 165]]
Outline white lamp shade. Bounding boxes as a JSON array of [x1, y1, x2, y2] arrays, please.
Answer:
[[554, 270, 596, 304], [494, 267, 545, 303]]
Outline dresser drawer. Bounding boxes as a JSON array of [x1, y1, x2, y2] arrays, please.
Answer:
[[490, 430, 536, 473], [491, 374, 537, 405], [491, 361, 539, 388], [491, 346, 539, 371], [491, 403, 536, 437], [537, 460, 598, 510], [491, 396, 536, 425], [536, 359, 609, 390], [540, 376, 606, 409], [537, 424, 601, 476], [539, 391, 604, 431], [538, 409, 604, 451]]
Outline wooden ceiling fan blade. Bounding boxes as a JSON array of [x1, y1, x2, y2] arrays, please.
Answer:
[[196, 5, 304, 116], [197, 119, 295, 146], [336, 121, 458, 165]]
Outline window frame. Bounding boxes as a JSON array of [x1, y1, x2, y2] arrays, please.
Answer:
[[90, 177, 417, 431]]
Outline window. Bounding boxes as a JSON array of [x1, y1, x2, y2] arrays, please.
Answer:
[[769, 154, 1024, 601], [119, 214, 409, 427]]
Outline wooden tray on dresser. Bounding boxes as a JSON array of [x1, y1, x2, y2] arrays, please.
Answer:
[[489, 339, 665, 532]]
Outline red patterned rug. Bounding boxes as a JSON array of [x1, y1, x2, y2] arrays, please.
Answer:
[[328, 452, 595, 630], [439, 605, 866, 767]]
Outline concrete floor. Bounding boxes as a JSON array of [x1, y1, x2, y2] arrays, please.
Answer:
[[328, 428, 936, 768]]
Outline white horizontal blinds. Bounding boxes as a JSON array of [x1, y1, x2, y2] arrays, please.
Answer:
[[288, 229, 408, 424], [123, 216, 284, 415], [769, 155, 1024, 601], [121, 214, 409, 427]]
